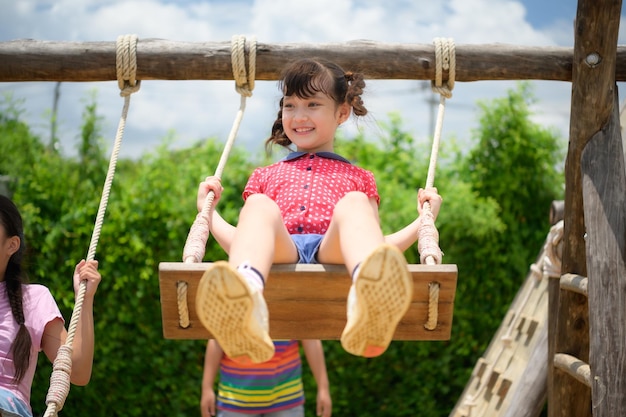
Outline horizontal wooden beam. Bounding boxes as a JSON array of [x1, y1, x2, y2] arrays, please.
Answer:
[[3, 39, 626, 82]]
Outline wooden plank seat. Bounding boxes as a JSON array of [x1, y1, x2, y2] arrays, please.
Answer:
[[159, 262, 458, 340]]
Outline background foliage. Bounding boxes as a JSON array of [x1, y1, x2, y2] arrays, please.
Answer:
[[0, 82, 564, 417]]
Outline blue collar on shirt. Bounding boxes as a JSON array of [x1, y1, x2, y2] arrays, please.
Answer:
[[283, 151, 352, 164]]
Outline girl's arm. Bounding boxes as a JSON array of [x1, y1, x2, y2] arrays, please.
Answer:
[[301, 340, 332, 417], [384, 187, 443, 251], [197, 176, 236, 253], [201, 340, 223, 417], [207, 208, 236, 254], [42, 259, 101, 386], [384, 217, 421, 251]]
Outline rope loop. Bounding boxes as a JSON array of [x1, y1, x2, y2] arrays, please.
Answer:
[[44, 345, 73, 414], [424, 282, 440, 330], [177, 281, 190, 328], [431, 37, 455, 98], [116, 34, 141, 97], [417, 210, 443, 264], [231, 35, 257, 97]]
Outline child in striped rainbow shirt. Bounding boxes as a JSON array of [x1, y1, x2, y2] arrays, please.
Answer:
[[201, 339, 331, 417]]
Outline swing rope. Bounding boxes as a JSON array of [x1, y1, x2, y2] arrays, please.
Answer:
[[182, 35, 257, 265], [420, 37, 455, 330], [43, 34, 140, 417], [177, 35, 256, 328]]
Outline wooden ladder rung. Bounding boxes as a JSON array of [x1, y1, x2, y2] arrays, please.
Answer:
[[553, 353, 592, 387], [559, 273, 588, 296]]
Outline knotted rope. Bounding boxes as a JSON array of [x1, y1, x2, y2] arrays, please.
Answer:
[[43, 34, 140, 417], [420, 37, 455, 330], [178, 35, 257, 327]]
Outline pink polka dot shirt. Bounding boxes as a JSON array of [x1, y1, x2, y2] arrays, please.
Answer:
[[243, 152, 380, 235]]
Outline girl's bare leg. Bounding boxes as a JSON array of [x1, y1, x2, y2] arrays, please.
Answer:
[[229, 193, 299, 278], [317, 191, 384, 272], [196, 194, 297, 364], [318, 192, 413, 358]]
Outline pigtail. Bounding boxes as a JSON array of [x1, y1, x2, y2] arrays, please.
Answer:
[[6, 264, 31, 384], [344, 71, 368, 116], [265, 97, 293, 153]]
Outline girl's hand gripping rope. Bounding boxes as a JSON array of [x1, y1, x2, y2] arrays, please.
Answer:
[[197, 176, 224, 212], [417, 187, 442, 220]]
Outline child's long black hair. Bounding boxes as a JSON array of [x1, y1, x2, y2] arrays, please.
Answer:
[[0, 195, 32, 383]]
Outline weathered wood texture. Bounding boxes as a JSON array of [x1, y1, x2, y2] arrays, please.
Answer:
[[1, 39, 626, 82], [550, 200, 565, 225], [581, 91, 626, 417], [551, 0, 624, 416], [549, 282, 590, 417], [158, 262, 457, 340], [554, 353, 592, 387], [449, 221, 562, 417]]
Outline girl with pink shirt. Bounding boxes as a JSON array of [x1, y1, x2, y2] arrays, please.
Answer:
[[0, 195, 101, 417], [195, 58, 442, 365]]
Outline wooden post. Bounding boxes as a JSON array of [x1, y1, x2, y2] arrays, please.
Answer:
[[552, 0, 623, 416], [581, 90, 626, 416]]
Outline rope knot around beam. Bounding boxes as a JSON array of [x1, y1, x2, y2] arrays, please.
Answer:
[[116, 34, 141, 96], [431, 37, 455, 98], [231, 35, 256, 97]]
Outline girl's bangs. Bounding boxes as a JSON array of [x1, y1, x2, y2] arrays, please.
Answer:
[[281, 63, 332, 99]]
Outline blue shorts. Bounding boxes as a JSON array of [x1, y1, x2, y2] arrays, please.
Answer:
[[291, 234, 323, 264], [0, 388, 32, 417]]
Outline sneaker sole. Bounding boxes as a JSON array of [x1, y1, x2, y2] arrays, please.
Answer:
[[340, 244, 413, 357], [195, 261, 274, 364]]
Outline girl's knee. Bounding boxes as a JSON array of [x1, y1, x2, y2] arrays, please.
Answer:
[[241, 194, 281, 218], [244, 193, 275, 206], [333, 191, 372, 218], [336, 191, 369, 208]]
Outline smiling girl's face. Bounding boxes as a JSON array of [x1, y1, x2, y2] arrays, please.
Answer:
[[281, 91, 350, 153]]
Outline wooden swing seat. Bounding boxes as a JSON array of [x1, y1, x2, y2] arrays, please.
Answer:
[[159, 262, 458, 340]]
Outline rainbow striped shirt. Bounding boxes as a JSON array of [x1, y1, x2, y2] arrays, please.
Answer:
[[217, 340, 304, 413]]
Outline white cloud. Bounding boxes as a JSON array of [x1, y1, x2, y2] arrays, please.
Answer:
[[1, 0, 623, 160]]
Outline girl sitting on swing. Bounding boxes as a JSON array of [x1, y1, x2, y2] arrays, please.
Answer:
[[195, 57, 442, 364]]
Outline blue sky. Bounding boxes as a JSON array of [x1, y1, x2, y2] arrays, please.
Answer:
[[0, 0, 623, 159], [523, 0, 576, 28]]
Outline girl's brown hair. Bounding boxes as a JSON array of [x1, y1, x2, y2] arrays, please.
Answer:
[[265, 58, 368, 152], [0, 195, 32, 384]]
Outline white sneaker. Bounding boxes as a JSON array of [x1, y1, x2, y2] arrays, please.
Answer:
[[340, 244, 413, 357], [196, 261, 274, 364]]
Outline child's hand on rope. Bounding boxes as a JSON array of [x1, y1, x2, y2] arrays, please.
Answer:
[[73, 259, 101, 298], [418, 187, 442, 220], [197, 176, 224, 212]]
